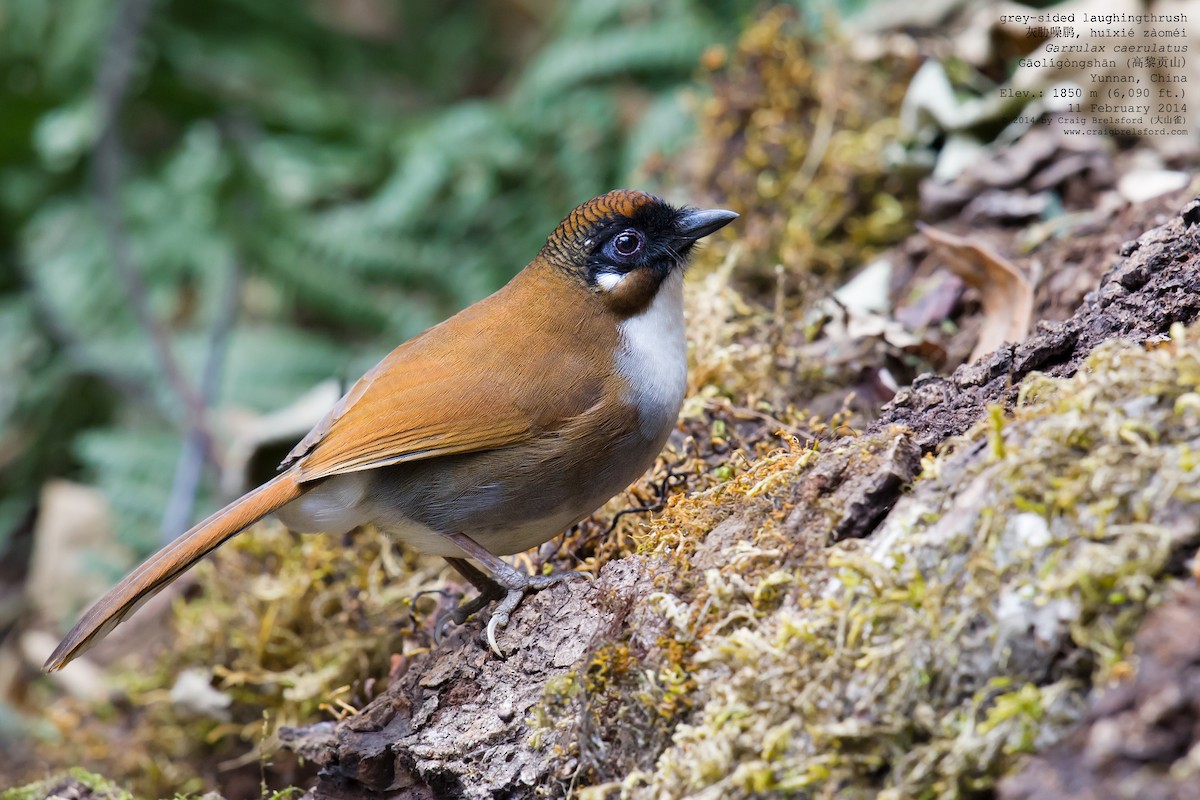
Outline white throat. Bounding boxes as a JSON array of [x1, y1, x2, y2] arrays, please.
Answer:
[[615, 269, 687, 439]]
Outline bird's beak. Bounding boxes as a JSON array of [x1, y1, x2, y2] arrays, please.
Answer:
[[675, 208, 739, 243]]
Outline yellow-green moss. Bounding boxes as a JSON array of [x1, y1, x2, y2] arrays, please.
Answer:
[[32, 525, 447, 797], [0, 769, 135, 800], [687, 6, 917, 290], [620, 326, 1200, 799]]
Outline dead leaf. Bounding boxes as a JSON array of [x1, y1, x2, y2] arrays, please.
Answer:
[[833, 258, 893, 315], [1117, 168, 1190, 203], [919, 224, 1034, 362], [169, 667, 233, 721], [25, 480, 126, 625], [895, 271, 966, 329], [970, 128, 1060, 189], [219, 378, 342, 497], [20, 630, 113, 703], [961, 189, 1052, 224]]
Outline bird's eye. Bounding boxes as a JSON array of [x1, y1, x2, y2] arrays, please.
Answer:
[[613, 231, 643, 257]]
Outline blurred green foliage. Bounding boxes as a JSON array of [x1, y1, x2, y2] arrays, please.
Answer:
[[0, 0, 758, 566]]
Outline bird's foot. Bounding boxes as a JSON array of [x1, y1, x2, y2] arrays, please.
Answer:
[[433, 582, 505, 645], [484, 570, 589, 656], [437, 535, 590, 656]]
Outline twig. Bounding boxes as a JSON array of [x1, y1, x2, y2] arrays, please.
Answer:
[[92, 0, 238, 541], [22, 259, 161, 407], [160, 257, 242, 541], [91, 0, 219, 469], [160, 113, 261, 541]]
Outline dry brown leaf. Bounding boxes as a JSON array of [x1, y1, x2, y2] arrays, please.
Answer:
[[919, 223, 1034, 362], [25, 480, 126, 624]]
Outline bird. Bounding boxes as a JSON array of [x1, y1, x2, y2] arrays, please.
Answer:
[[44, 189, 737, 671]]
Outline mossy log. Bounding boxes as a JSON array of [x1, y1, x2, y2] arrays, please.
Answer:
[[279, 197, 1200, 799]]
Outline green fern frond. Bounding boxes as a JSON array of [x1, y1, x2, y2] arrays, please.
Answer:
[[516, 21, 715, 99], [74, 425, 185, 554]]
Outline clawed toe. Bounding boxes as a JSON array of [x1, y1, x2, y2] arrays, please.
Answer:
[[433, 584, 503, 645], [525, 569, 591, 590], [433, 606, 467, 645], [432, 586, 521, 657], [483, 571, 590, 655], [484, 588, 526, 656], [436, 538, 594, 656]]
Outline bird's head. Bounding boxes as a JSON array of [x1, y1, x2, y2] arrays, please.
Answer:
[[540, 190, 737, 315]]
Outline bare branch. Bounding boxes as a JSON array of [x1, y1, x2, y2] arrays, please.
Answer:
[[92, 0, 216, 443], [160, 257, 242, 541], [91, 0, 230, 542]]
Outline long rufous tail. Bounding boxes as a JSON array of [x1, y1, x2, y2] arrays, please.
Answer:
[[44, 471, 307, 671]]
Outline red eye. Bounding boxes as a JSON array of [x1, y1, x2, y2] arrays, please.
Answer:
[[614, 231, 642, 257]]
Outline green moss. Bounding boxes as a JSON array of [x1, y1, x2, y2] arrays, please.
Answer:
[[1, 769, 136, 800], [630, 329, 1200, 798], [32, 525, 444, 797], [688, 6, 917, 290], [0, 776, 305, 800]]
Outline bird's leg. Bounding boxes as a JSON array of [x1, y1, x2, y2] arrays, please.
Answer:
[[434, 557, 505, 644], [441, 532, 588, 656], [445, 556, 503, 595]]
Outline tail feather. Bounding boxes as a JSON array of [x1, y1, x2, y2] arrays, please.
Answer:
[[44, 471, 307, 671]]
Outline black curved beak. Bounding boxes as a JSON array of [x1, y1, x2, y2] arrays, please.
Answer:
[[676, 207, 739, 242]]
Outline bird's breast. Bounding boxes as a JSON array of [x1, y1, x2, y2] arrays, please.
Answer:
[[612, 269, 688, 440]]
